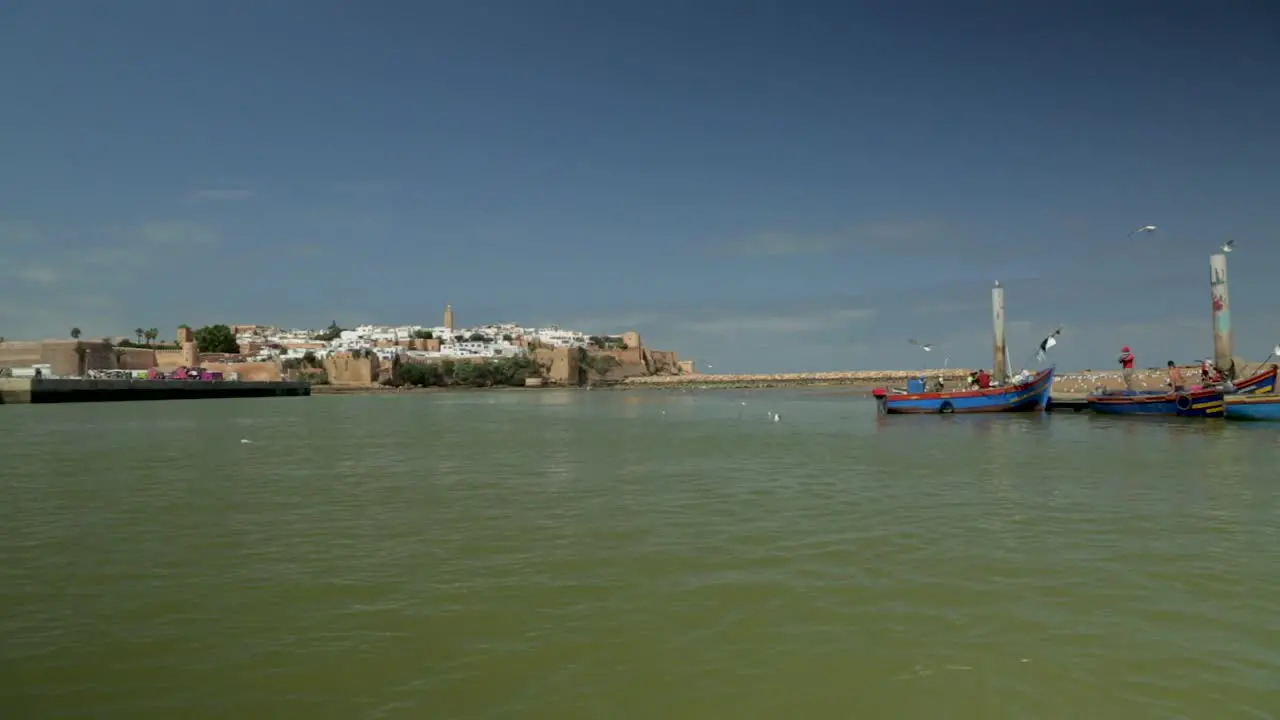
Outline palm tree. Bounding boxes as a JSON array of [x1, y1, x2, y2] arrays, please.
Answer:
[[145, 328, 158, 346], [70, 327, 81, 339], [135, 328, 144, 344]]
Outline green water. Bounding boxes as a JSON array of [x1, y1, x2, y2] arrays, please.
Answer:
[[2, 390, 1278, 719]]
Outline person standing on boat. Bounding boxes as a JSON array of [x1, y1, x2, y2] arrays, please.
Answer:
[[1167, 360, 1185, 392], [1118, 346, 1135, 390], [975, 369, 991, 389], [1201, 359, 1222, 385]]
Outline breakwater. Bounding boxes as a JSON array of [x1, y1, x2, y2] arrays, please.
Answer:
[[0, 377, 310, 404], [624, 369, 970, 389]]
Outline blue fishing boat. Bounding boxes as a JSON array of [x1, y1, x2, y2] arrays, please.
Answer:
[[1086, 387, 1225, 418], [1224, 394, 1280, 421], [1231, 365, 1277, 395], [872, 366, 1055, 414]]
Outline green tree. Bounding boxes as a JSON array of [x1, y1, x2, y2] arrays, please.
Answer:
[[192, 324, 241, 353], [468, 332, 487, 343], [438, 359, 456, 381], [582, 353, 621, 377], [392, 361, 444, 388], [134, 327, 144, 343], [451, 361, 492, 387], [178, 323, 191, 330], [316, 321, 344, 342], [145, 328, 158, 345], [412, 329, 434, 340], [70, 327, 81, 339], [489, 355, 540, 386]]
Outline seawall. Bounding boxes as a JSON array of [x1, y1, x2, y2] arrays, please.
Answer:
[[0, 378, 311, 404]]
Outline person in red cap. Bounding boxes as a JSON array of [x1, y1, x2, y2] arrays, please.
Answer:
[[1118, 345, 1135, 390]]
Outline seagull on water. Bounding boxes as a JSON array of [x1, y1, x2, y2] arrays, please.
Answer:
[[909, 338, 934, 352], [1222, 239, 1235, 253], [1128, 225, 1158, 238]]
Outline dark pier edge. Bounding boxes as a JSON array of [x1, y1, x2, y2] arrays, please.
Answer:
[[0, 378, 310, 404]]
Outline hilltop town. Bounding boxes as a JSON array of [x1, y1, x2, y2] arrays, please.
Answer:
[[0, 304, 692, 388]]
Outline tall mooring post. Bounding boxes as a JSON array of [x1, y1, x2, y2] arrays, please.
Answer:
[[992, 281, 1007, 385], [1209, 253, 1235, 379]]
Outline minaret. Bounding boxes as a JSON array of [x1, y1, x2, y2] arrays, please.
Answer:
[[444, 304, 454, 332]]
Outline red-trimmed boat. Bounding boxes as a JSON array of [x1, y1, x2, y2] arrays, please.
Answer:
[[1231, 364, 1277, 395], [872, 367, 1055, 414], [1086, 387, 1225, 418]]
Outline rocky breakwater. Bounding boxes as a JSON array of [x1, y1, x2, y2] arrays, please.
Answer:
[[623, 369, 971, 389]]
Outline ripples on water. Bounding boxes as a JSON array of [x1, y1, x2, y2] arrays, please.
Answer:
[[1, 391, 1279, 719]]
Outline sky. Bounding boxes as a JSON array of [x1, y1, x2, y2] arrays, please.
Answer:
[[2, 1, 1279, 372]]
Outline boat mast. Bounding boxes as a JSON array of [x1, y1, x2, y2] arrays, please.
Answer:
[[992, 281, 1007, 385]]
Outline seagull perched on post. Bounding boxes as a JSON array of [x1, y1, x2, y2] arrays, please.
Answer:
[[1128, 225, 1158, 238], [908, 339, 933, 352], [1222, 239, 1234, 253]]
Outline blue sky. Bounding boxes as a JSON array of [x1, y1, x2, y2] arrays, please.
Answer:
[[2, 1, 1278, 372]]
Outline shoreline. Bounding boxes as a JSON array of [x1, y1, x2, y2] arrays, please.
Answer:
[[307, 364, 1274, 396]]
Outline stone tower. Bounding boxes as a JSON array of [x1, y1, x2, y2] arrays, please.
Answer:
[[444, 304, 455, 332], [177, 326, 198, 367]]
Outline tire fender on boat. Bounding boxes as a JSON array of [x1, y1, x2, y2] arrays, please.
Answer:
[[1175, 393, 1193, 411], [939, 401, 954, 414]]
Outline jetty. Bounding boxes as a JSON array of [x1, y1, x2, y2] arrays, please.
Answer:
[[0, 377, 310, 405]]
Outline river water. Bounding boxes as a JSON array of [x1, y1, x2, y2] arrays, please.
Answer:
[[2, 390, 1278, 719]]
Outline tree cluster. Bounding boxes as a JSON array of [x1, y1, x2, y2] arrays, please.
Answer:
[[588, 335, 628, 350], [389, 355, 541, 388], [192, 324, 241, 354], [315, 321, 344, 342], [581, 352, 621, 376]]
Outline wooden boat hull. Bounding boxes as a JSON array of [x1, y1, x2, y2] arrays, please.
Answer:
[[874, 367, 1054, 414], [1225, 395, 1280, 421], [1232, 365, 1277, 395], [1086, 388, 1225, 417]]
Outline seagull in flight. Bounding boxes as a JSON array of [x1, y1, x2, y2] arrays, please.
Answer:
[[1222, 239, 1235, 253], [1128, 225, 1158, 238], [908, 338, 934, 352]]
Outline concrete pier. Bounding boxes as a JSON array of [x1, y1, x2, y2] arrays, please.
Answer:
[[0, 378, 311, 404]]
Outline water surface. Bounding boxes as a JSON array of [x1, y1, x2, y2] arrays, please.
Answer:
[[2, 390, 1278, 718]]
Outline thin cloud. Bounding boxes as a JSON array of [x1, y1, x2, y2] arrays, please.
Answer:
[[727, 220, 948, 257], [679, 308, 874, 336], [912, 300, 986, 315], [15, 266, 59, 284], [188, 188, 253, 202], [561, 314, 659, 334], [85, 221, 220, 268]]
